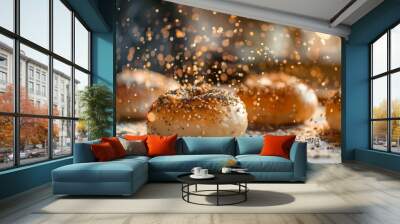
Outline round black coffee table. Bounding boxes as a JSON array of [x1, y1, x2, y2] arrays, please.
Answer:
[[177, 173, 255, 206]]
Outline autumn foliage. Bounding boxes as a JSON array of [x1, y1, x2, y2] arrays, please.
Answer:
[[0, 85, 59, 150]]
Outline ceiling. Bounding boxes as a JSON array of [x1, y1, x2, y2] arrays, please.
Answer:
[[165, 0, 384, 37], [226, 0, 353, 23]]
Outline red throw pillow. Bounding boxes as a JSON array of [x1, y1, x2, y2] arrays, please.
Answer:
[[146, 134, 177, 157], [260, 135, 296, 159], [101, 137, 127, 158], [124, 135, 148, 141], [91, 142, 117, 161]]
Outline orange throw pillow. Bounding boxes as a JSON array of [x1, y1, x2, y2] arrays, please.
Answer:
[[146, 134, 177, 157], [260, 135, 296, 159], [91, 142, 117, 161], [124, 135, 148, 141], [101, 137, 127, 158]]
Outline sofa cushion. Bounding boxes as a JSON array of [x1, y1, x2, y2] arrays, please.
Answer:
[[178, 137, 236, 155], [53, 158, 147, 183], [119, 138, 147, 156], [101, 137, 127, 158], [147, 134, 177, 157], [91, 142, 118, 161], [149, 154, 235, 172], [236, 155, 293, 172], [260, 135, 296, 159], [236, 136, 263, 155]]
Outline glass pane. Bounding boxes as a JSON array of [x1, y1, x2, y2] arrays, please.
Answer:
[[20, 44, 49, 115], [0, 116, 13, 170], [74, 69, 89, 118], [20, 117, 49, 165], [372, 33, 387, 76], [53, 0, 72, 60], [74, 18, 89, 69], [0, 34, 14, 112], [53, 119, 72, 157], [391, 72, 400, 118], [372, 76, 387, 119], [75, 120, 88, 143], [0, 0, 14, 31], [20, 0, 49, 49], [53, 59, 72, 117], [372, 121, 388, 151], [391, 120, 400, 153], [391, 24, 400, 69]]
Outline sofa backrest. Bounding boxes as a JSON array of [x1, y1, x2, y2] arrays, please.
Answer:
[[177, 137, 236, 155], [73, 139, 100, 163], [235, 136, 264, 155]]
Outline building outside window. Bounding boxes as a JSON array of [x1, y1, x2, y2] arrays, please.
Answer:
[[0, 0, 91, 170], [0, 54, 7, 90]]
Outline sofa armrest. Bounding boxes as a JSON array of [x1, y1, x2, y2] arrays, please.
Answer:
[[289, 141, 307, 181], [73, 140, 100, 163]]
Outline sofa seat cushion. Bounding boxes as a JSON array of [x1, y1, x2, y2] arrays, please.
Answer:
[[117, 155, 150, 162], [53, 159, 147, 183], [236, 155, 293, 172], [149, 155, 235, 172]]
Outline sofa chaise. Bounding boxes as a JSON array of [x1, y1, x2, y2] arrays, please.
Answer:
[[52, 136, 307, 196]]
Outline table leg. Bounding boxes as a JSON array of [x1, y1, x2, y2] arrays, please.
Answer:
[[217, 184, 219, 206], [187, 184, 190, 202], [245, 183, 247, 201], [195, 184, 198, 192]]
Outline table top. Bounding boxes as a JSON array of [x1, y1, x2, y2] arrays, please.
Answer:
[[177, 172, 255, 185]]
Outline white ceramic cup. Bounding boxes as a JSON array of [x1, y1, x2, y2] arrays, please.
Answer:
[[200, 169, 208, 176], [191, 167, 202, 176], [221, 167, 232, 174]]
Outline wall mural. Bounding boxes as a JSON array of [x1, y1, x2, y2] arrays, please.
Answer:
[[116, 0, 342, 163]]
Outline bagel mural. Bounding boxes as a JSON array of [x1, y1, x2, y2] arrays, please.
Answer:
[[116, 0, 342, 163]]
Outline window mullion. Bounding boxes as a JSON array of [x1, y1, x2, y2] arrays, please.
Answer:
[[71, 10, 76, 155], [13, 0, 21, 167], [388, 30, 391, 153], [48, 0, 54, 160]]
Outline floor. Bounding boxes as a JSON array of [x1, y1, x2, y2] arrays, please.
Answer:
[[0, 162, 400, 224]]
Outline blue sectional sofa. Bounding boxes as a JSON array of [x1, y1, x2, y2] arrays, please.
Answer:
[[52, 136, 307, 196]]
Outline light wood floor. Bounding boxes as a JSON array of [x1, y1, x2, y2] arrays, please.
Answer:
[[1, 162, 400, 224]]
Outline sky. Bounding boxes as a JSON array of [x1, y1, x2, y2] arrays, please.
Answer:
[[0, 0, 89, 74]]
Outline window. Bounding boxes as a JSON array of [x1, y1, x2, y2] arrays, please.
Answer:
[[0, 54, 7, 87], [20, 0, 49, 48], [74, 18, 90, 70], [35, 70, 41, 81], [0, 0, 91, 170], [0, 35, 13, 113], [35, 83, 40, 95], [42, 85, 46, 97], [28, 81, 34, 94], [53, 0, 72, 60], [370, 23, 400, 154], [53, 59, 72, 117], [0, 71, 7, 84], [0, 54, 7, 67], [0, 0, 14, 31], [28, 67, 34, 80]]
